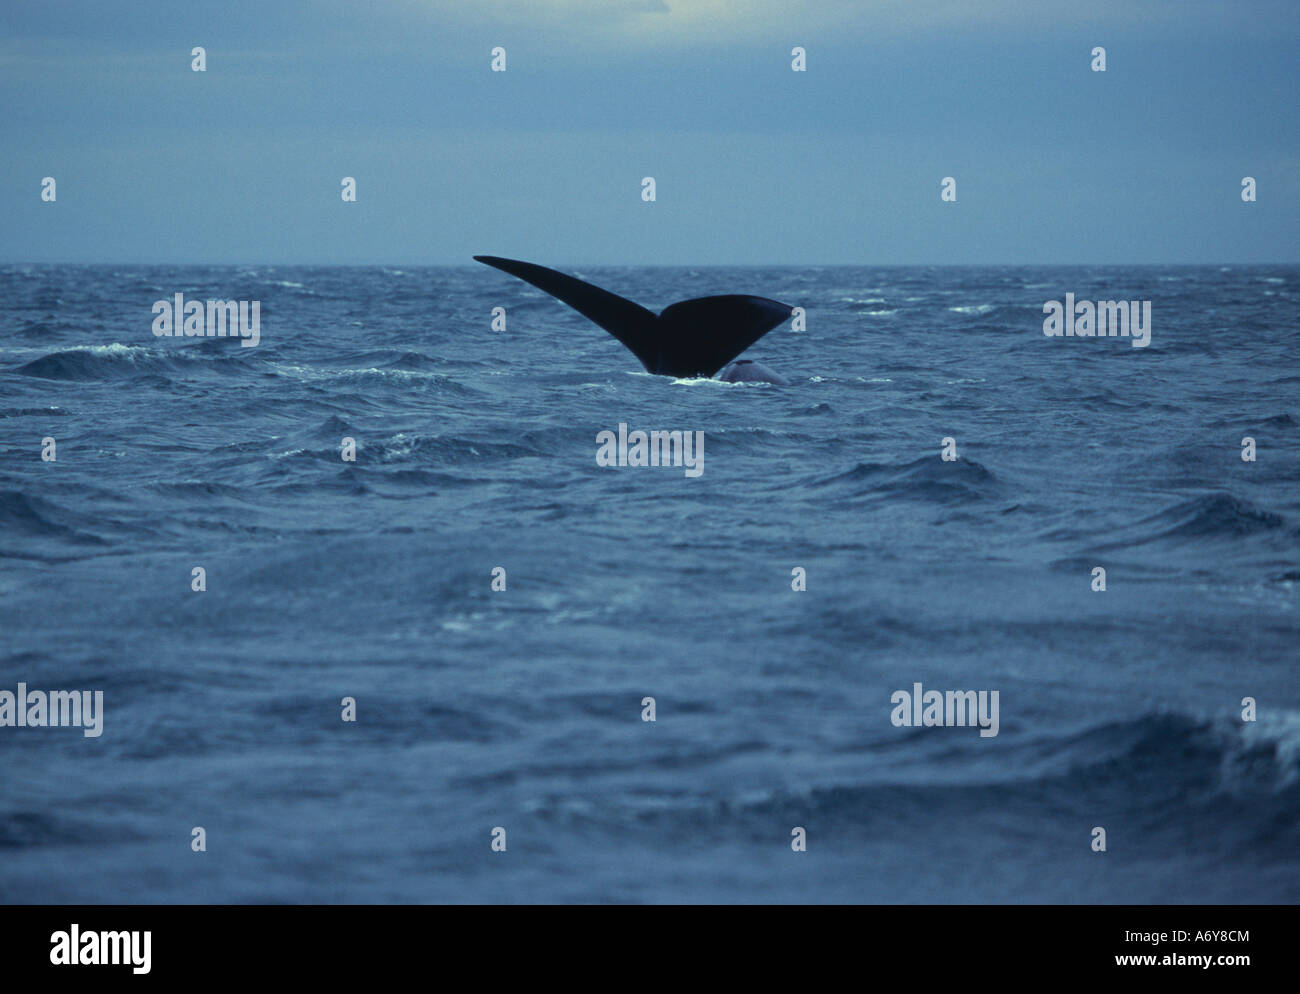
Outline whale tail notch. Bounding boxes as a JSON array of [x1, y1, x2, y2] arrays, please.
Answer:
[[473, 255, 791, 378]]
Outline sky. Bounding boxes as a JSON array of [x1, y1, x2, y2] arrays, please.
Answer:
[[1, 0, 1296, 264]]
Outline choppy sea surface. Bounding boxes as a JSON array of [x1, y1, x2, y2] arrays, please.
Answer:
[[1, 263, 1297, 904]]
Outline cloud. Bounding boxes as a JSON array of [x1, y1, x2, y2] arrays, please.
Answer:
[[413, 0, 1298, 46]]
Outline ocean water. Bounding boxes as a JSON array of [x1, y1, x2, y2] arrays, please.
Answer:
[[1, 263, 1297, 904]]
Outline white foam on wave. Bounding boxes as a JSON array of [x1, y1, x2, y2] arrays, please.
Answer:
[[1232, 709, 1300, 787], [671, 375, 742, 387], [70, 343, 151, 356], [268, 362, 442, 382], [379, 432, 415, 459], [671, 374, 778, 387]]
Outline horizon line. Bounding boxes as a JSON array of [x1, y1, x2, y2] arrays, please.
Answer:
[[3, 260, 1298, 268]]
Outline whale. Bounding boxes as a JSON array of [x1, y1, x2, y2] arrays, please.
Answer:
[[474, 256, 793, 383], [717, 359, 789, 385]]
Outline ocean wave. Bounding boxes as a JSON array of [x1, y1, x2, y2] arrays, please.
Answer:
[[0, 406, 69, 418], [10, 343, 259, 381], [1101, 493, 1286, 548], [518, 712, 1300, 865], [371, 432, 547, 465], [802, 455, 1002, 503], [0, 490, 106, 545]]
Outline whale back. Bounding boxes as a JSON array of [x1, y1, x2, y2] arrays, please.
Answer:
[[717, 359, 790, 385]]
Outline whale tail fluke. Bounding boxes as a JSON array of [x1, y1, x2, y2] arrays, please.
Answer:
[[655, 295, 792, 379], [473, 255, 790, 378], [472, 255, 659, 370]]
